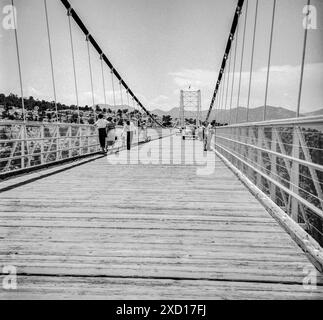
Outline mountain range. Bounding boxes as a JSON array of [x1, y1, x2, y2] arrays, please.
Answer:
[[150, 106, 323, 122], [98, 103, 323, 123]]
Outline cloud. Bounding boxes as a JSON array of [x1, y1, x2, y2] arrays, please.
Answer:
[[169, 69, 216, 90], [169, 63, 323, 112], [149, 95, 170, 109], [25, 86, 43, 97]]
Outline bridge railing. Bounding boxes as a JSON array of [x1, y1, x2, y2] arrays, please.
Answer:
[[0, 121, 100, 175], [0, 121, 172, 176], [212, 115, 323, 245]]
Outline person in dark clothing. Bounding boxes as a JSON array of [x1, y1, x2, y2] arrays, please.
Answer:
[[95, 114, 108, 153], [106, 117, 116, 151]]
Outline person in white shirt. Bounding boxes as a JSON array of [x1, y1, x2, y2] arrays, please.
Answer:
[[204, 122, 213, 151], [95, 114, 108, 153], [122, 120, 137, 150], [106, 117, 116, 151]]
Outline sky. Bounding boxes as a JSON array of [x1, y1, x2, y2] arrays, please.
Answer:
[[0, 0, 322, 113]]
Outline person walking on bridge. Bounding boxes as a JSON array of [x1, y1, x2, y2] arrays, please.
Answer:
[[122, 120, 136, 150], [95, 114, 108, 154], [106, 117, 116, 151], [203, 122, 213, 151]]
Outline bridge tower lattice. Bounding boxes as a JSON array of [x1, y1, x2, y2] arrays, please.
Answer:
[[179, 90, 201, 127]]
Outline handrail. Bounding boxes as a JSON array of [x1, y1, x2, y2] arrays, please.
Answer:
[[216, 134, 323, 172], [0, 122, 100, 175], [0, 122, 171, 175], [216, 142, 323, 220], [212, 116, 323, 246], [223, 115, 323, 128], [0, 120, 96, 127]]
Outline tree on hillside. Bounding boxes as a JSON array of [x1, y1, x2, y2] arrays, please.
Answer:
[[162, 115, 172, 127]]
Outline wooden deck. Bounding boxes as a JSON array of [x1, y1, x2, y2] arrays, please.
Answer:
[[0, 135, 322, 299]]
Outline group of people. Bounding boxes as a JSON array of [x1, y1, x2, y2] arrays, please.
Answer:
[[185, 121, 216, 151], [202, 122, 216, 151], [95, 114, 137, 154]]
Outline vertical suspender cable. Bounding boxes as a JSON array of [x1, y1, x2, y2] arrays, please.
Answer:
[[236, 0, 248, 124], [111, 70, 116, 107], [86, 34, 95, 115], [225, 51, 232, 124], [100, 54, 107, 107], [217, 77, 222, 123], [296, 0, 311, 117], [127, 90, 130, 108], [263, 0, 276, 121], [11, 0, 26, 123], [229, 22, 239, 124], [221, 66, 227, 124], [126, 90, 131, 120], [60, 0, 163, 128], [246, 0, 258, 122], [218, 80, 223, 123], [214, 89, 219, 123], [119, 82, 124, 106], [44, 0, 58, 122], [217, 89, 220, 122], [67, 8, 80, 123]]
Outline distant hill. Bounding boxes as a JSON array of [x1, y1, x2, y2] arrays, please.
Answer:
[[97, 104, 135, 112], [151, 105, 323, 122], [303, 108, 323, 116], [97, 103, 323, 122], [207, 105, 298, 123]]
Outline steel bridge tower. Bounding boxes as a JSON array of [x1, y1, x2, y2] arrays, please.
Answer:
[[179, 90, 201, 127]]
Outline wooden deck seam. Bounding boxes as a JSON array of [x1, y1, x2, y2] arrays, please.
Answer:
[[10, 272, 323, 287]]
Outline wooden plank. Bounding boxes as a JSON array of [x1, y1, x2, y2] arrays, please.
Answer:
[[0, 136, 322, 299], [1, 276, 323, 300]]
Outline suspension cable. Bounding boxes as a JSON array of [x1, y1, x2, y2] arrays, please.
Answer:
[[11, 0, 26, 123], [60, 0, 164, 127], [67, 8, 80, 123], [296, 0, 311, 117], [263, 0, 276, 121], [229, 21, 239, 124], [100, 54, 107, 107], [246, 0, 258, 122], [44, 0, 58, 122], [206, 0, 245, 122], [236, 0, 249, 124]]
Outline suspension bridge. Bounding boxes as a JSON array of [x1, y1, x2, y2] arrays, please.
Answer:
[[0, 0, 322, 299]]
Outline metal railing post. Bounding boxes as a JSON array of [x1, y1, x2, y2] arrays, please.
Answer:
[[21, 124, 26, 169], [270, 127, 277, 203], [290, 126, 300, 221], [68, 125, 72, 158], [56, 124, 60, 161], [40, 124, 44, 165]]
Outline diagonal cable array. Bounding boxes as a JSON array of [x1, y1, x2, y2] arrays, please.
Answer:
[[60, 0, 164, 127], [205, 0, 245, 122]]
